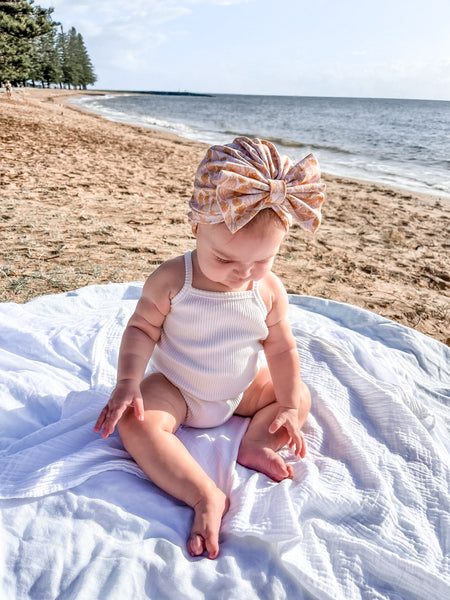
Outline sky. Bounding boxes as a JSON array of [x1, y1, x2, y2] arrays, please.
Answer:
[[44, 0, 450, 100]]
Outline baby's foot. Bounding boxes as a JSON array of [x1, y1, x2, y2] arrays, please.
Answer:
[[187, 487, 230, 560], [237, 440, 293, 482]]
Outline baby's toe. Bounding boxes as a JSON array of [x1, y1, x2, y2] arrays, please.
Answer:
[[187, 533, 206, 557]]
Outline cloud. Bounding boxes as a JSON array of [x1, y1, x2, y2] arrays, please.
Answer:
[[286, 57, 450, 100], [49, 0, 251, 27], [49, 1, 188, 33], [48, 1, 192, 76], [46, 0, 255, 84], [47, 0, 253, 53]]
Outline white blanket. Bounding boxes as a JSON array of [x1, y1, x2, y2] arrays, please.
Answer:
[[0, 283, 449, 600]]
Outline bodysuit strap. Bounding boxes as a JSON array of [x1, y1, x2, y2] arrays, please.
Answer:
[[184, 251, 193, 287]]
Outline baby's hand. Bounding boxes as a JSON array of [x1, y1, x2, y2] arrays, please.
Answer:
[[269, 407, 306, 458], [94, 379, 144, 439]]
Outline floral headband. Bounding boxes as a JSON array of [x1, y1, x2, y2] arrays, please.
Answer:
[[188, 137, 325, 234]]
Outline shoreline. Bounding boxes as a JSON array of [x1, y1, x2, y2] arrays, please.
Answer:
[[1, 88, 449, 344]]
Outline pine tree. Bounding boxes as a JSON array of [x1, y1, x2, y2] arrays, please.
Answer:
[[76, 32, 96, 89], [59, 27, 79, 88], [59, 27, 96, 90], [56, 27, 68, 88], [0, 1, 54, 83], [29, 25, 61, 87]]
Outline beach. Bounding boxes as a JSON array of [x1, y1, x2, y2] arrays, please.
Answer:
[[1, 88, 449, 344]]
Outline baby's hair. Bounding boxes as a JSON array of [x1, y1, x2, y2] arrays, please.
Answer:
[[190, 208, 287, 236], [242, 208, 286, 233]]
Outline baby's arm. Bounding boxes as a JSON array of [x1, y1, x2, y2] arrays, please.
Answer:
[[262, 274, 309, 456], [94, 259, 180, 438]]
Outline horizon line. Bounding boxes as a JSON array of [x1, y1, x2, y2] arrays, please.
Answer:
[[89, 88, 450, 103]]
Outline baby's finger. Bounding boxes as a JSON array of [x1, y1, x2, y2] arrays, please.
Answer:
[[268, 415, 284, 435], [101, 406, 124, 439], [93, 406, 108, 433], [133, 395, 145, 422], [285, 428, 301, 455], [295, 432, 306, 458], [299, 435, 306, 458], [102, 418, 116, 439]]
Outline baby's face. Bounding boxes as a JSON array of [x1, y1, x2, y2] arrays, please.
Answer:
[[194, 222, 285, 291]]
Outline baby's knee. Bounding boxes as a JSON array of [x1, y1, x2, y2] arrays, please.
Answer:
[[121, 373, 186, 434], [117, 406, 175, 441], [117, 406, 139, 437], [299, 381, 311, 412], [140, 372, 168, 398]]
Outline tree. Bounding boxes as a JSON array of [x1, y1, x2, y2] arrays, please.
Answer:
[[55, 27, 67, 88], [29, 25, 61, 87], [76, 31, 96, 89], [0, 2, 95, 88], [60, 27, 96, 89], [0, 1, 55, 83]]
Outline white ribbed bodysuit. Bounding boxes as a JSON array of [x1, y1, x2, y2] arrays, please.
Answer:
[[150, 251, 269, 427]]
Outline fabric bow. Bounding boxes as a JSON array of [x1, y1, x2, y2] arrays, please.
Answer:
[[188, 137, 325, 234]]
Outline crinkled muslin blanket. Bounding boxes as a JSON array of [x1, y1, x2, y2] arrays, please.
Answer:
[[0, 283, 449, 600]]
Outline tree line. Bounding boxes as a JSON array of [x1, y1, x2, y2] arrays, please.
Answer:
[[0, 0, 96, 89]]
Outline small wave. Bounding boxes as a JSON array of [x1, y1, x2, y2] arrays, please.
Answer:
[[223, 131, 353, 155], [222, 129, 271, 141], [141, 115, 194, 134], [68, 96, 198, 138], [223, 131, 309, 150], [429, 182, 450, 193], [68, 94, 120, 106], [263, 136, 308, 149], [308, 143, 353, 155]]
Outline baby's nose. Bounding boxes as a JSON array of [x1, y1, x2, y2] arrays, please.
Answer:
[[236, 263, 252, 276]]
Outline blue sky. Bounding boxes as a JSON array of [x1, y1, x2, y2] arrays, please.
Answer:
[[46, 0, 450, 100]]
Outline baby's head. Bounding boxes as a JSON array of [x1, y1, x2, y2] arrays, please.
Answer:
[[189, 138, 325, 289], [189, 136, 325, 237]]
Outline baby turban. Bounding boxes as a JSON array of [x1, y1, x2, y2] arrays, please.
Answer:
[[188, 137, 325, 234]]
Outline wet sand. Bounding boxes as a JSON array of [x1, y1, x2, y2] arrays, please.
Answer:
[[1, 88, 449, 344]]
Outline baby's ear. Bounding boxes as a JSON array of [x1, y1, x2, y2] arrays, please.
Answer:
[[191, 223, 198, 236]]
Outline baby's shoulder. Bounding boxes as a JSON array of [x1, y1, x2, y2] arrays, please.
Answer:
[[143, 255, 186, 301], [258, 271, 288, 313]]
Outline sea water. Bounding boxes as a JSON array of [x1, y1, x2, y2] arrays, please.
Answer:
[[69, 92, 450, 199]]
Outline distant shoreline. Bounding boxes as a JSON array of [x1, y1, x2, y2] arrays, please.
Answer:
[[90, 89, 449, 103], [94, 89, 213, 98]]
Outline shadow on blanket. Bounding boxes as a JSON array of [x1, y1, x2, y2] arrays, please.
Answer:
[[0, 283, 449, 599]]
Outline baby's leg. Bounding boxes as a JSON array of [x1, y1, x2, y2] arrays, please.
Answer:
[[235, 368, 309, 481], [118, 373, 229, 559]]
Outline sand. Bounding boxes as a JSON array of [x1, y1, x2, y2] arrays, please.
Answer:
[[1, 88, 449, 345]]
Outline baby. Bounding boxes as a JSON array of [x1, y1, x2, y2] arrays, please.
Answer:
[[94, 137, 325, 559]]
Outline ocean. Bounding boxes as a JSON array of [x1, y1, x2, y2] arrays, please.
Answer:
[[69, 93, 450, 199]]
